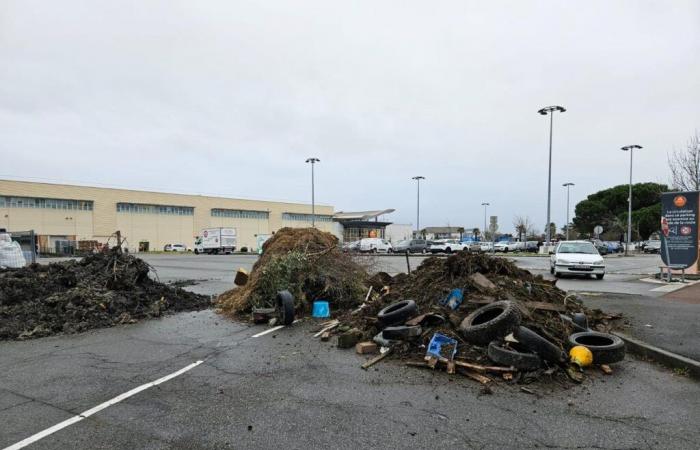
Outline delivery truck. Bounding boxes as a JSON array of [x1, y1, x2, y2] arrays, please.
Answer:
[[194, 227, 237, 254]]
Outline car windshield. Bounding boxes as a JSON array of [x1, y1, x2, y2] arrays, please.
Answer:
[[558, 243, 597, 254]]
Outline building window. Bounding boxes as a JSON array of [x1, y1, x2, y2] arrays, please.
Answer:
[[282, 212, 332, 222], [211, 208, 269, 219], [116, 203, 194, 215], [0, 196, 93, 211]]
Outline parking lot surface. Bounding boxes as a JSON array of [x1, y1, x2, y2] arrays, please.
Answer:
[[6, 252, 697, 449], [2, 311, 699, 449]]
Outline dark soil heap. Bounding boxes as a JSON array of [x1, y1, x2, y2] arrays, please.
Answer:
[[0, 248, 211, 340], [217, 227, 368, 315]]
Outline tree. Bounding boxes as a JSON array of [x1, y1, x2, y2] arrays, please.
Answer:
[[668, 131, 700, 191], [513, 215, 533, 242], [472, 227, 480, 239], [548, 222, 557, 239], [572, 182, 668, 239]]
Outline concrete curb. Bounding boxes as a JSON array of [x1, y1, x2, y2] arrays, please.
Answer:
[[614, 331, 700, 380]]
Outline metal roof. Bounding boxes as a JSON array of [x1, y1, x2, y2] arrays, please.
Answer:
[[333, 209, 395, 221]]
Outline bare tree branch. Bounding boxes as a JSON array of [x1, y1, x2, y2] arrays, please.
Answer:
[[668, 131, 700, 191]]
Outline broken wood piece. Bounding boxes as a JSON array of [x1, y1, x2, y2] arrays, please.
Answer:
[[313, 320, 339, 338], [355, 341, 378, 355], [520, 386, 539, 396], [361, 347, 392, 370], [600, 364, 613, 375], [523, 301, 566, 312], [320, 331, 331, 341], [426, 356, 439, 369], [453, 359, 516, 373], [457, 368, 491, 384], [502, 373, 513, 381], [446, 361, 456, 374]]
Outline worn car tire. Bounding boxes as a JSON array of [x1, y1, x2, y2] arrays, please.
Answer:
[[382, 325, 422, 340], [459, 301, 521, 345], [514, 326, 566, 364], [596, 274, 604, 280], [377, 300, 418, 326], [568, 331, 625, 364], [276, 290, 295, 325], [487, 341, 542, 371]]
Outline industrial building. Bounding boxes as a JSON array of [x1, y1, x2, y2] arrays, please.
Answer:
[[0, 179, 336, 253]]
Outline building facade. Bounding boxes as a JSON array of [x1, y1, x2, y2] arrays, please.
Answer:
[[0, 180, 335, 252]]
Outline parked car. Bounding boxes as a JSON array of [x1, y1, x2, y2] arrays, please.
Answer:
[[591, 239, 609, 255], [525, 241, 539, 253], [494, 241, 521, 253], [164, 244, 188, 252], [480, 242, 494, 252], [462, 242, 482, 253], [359, 238, 393, 253], [550, 240, 605, 279], [429, 239, 465, 254], [605, 241, 624, 253], [342, 240, 360, 253], [643, 240, 661, 254], [393, 239, 430, 254]]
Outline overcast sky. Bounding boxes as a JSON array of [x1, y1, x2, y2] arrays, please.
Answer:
[[1, 1, 699, 234]]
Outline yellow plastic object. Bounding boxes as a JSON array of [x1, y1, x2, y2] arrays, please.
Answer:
[[569, 346, 593, 368]]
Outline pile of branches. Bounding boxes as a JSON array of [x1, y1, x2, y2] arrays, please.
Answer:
[[217, 228, 368, 315], [0, 248, 211, 340]]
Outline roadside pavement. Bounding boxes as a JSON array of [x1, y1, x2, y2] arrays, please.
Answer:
[[580, 288, 700, 361]]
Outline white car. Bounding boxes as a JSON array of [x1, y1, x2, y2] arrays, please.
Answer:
[[494, 241, 522, 253], [480, 242, 494, 252], [429, 239, 465, 254], [550, 240, 605, 279], [164, 244, 188, 252], [359, 238, 393, 253]]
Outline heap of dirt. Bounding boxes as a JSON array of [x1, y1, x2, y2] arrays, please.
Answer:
[[336, 252, 622, 382], [0, 248, 211, 340], [217, 227, 368, 315]]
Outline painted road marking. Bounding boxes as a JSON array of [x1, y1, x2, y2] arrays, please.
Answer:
[[251, 320, 301, 338], [3, 360, 204, 450], [252, 325, 285, 337]]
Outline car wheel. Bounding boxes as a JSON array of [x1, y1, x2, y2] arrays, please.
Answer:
[[422, 249, 427, 254], [459, 301, 522, 345], [550, 266, 554, 275], [596, 274, 604, 280], [503, 247, 509, 253], [554, 272, 561, 278], [487, 341, 542, 371], [445, 248, 452, 254], [388, 248, 393, 254], [194, 249, 199, 255]]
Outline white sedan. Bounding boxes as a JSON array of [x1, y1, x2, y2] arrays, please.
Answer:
[[550, 241, 605, 279], [429, 239, 465, 254]]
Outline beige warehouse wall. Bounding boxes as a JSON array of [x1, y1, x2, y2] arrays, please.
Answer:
[[0, 179, 335, 251]]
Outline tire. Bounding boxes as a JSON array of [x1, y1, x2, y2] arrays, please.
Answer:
[[571, 313, 589, 330], [568, 331, 625, 364], [276, 290, 295, 325], [377, 300, 418, 326], [487, 341, 542, 371], [550, 266, 554, 275], [382, 325, 422, 340], [503, 248, 509, 253], [459, 301, 521, 345], [596, 274, 604, 280], [514, 326, 566, 364], [445, 248, 452, 254], [194, 249, 199, 255], [422, 248, 427, 254], [372, 248, 378, 254], [554, 272, 561, 278], [388, 248, 393, 254]]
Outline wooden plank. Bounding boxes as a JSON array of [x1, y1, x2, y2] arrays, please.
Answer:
[[361, 348, 392, 370]]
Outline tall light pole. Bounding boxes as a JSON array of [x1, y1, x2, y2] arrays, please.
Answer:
[[481, 202, 489, 242], [538, 105, 566, 248], [562, 183, 574, 241], [305, 157, 320, 227], [621, 145, 642, 255], [412, 176, 425, 237]]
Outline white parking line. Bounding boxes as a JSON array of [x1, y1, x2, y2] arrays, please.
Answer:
[[3, 360, 204, 450], [252, 325, 285, 337]]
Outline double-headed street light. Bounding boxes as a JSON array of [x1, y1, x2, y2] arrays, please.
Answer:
[[412, 176, 425, 236], [621, 145, 642, 255], [562, 183, 574, 241], [538, 105, 566, 248], [305, 157, 320, 227]]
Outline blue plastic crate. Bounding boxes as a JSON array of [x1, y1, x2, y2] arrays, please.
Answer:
[[312, 300, 330, 318], [426, 333, 458, 360]]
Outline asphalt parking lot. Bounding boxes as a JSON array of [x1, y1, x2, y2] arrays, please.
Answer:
[[3, 252, 698, 449]]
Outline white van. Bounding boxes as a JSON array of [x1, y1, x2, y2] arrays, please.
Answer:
[[359, 238, 393, 253]]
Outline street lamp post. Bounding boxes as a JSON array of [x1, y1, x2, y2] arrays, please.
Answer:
[[305, 158, 320, 227], [412, 176, 425, 237], [621, 145, 642, 255], [538, 105, 566, 248], [562, 182, 574, 241], [481, 202, 489, 243]]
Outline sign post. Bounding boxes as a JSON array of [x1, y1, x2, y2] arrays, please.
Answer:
[[660, 191, 699, 275]]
